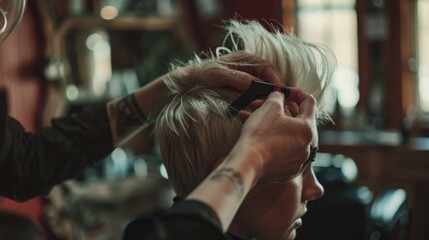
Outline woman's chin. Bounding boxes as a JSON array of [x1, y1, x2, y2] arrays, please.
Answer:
[[289, 229, 297, 240], [284, 218, 302, 240]]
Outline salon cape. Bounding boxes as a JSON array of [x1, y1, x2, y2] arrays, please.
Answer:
[[124, 200, 243, 240]]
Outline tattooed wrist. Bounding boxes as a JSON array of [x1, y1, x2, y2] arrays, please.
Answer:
[[210, 168, 244, 198], [111, 94, 147, 136]]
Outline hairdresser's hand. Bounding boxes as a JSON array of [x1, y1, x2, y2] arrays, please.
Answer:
[[127, 52, 282, 119], [169, 51, 284, 92], [233, 88, 317, 184], [108, 52, 282, 143]]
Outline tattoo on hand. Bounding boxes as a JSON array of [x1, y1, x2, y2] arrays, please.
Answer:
[[112, 94, 147, 136], [210, 168, 244, 198]]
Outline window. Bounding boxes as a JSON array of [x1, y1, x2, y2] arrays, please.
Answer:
[[296, 0, 359, 116], [417, 0, 429, 114]]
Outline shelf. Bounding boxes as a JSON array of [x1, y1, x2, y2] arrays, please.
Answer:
[[57, 16, 174, 33], [52, 16, 174, 56]]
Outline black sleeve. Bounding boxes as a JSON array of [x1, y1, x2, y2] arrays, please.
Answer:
[[0, 89, 114, 201], [124, 200, 229, 240]]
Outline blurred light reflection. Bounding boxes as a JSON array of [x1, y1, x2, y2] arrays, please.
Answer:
[[86, 32, 112, 96], [160, 164, 169, 179], [100, 5, 119, 20], [418, 0, 429, 113]]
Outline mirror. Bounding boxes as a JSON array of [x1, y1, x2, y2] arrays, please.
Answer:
[[44, 0, 195, 107]]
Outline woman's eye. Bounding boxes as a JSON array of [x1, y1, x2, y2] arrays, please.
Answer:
[[301, 162, 313, 176]]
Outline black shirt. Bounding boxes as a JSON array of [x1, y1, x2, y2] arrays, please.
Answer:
[[124, 200, 242, 240], [0, 88, 113, 201]]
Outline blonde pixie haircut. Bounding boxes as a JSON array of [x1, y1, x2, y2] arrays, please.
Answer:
[[156, 20, 336, 198]]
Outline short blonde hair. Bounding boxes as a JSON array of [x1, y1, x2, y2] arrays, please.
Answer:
[[156, 20, 336, 197]]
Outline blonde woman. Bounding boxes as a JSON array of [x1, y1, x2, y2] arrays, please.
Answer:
[[147, 20, 336, 239], [1, 5, 317, 237]]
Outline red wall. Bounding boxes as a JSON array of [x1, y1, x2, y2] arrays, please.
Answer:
[[0, 2, 46, 230]]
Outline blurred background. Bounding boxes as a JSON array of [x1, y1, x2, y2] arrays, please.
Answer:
[[0, 0, 428, 239]]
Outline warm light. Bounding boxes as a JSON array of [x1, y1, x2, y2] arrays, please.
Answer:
[[86, 33, 104, 50], [418, 1, 429, 113], [66, 84, 79, 101], [419, 73, 429, 111], [86, 32, 112, 96], [297, 2, 359, 113], [335, 68, 360, 109], [100, 5, 118, 20]]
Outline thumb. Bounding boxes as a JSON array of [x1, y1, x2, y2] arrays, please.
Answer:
[[237, 91, 285, 124], [266, 90, 285, 105], [258, 91, 285, 114]]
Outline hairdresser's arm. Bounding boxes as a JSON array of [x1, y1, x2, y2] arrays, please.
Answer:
[[107, 51, 283, 145], [0, 88, 114, 201], [186, 88, 317, 230], [0, 52, 279, 201]]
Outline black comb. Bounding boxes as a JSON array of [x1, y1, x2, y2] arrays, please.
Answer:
[[227, 80, 290, 117]]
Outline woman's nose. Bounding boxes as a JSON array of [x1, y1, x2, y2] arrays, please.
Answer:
[[302, 169, 324, 201]]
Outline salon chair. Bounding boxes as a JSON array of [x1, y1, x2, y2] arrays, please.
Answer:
[[44, 152, 174, 240], [296, 153, 409, 240]]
